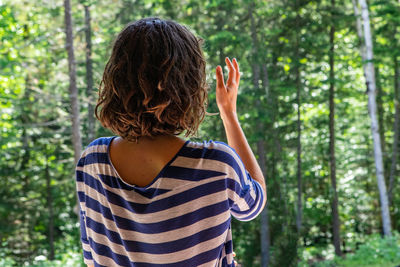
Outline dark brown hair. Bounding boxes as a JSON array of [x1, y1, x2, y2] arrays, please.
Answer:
[[95, 17, 208, 142]]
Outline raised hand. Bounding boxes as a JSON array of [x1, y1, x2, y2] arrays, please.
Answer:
[[215, 56, 267, 210], [215, 57, 240, 119]]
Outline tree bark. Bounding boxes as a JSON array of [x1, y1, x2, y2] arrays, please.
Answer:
[[356, 0, 392, 236], [388, 57, 400, 206], [260, 50, 272, 267], [84, 4, 95, 144], [294, 0, 303, 234], [45, 153, 54, 260], [249, 6, 270, 266], [64, 0, 82, 165], [20, 74, 32, 261], [257, 140, 270, 267], [329, 0, 342, 255]]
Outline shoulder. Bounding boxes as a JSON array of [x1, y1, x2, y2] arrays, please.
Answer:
[[183, 140, 241, 164], [206, 140, 238, 156], [76, 136, 116, 167], [184, 140, 248, 184], [184, 139, 231, 152], [86, 136, 116, 148], [84, 136, 116, 154]]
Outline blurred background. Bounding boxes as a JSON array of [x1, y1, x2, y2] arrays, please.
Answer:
[[1, 0, 400, 266]]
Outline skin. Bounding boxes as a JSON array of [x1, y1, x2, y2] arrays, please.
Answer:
[[108, 134, 186, 187], [86, 57, 266, 267], [216, 57, 267, 204]]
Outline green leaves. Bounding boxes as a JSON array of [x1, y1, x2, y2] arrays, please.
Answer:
[[0, 0, 399, 265]]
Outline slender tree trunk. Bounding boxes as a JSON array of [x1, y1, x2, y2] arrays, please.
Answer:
[[353, 1, 378, 233], [64, 0, 82, 165], [21, 75, 31, 193], [260, 51, 272, 267], [257, 140, 270, 267], [388, 57, 400, 206], [329, 0, 342, 255], [249, 6, 270, 265], [45, 153, 54, 260], [294, 1, 303, 233], [357, 0, 392, 236], [84, 5, 95, 143], [352, 0, 363, 46], [20, 74, 32, 260]]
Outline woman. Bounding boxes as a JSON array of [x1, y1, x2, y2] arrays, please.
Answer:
[[76, 17, 267, 267]]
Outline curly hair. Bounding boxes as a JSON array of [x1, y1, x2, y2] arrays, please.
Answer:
[[95, 17, 208, 142]]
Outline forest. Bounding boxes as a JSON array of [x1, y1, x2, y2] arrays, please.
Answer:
[[0, 0, 400, 266]]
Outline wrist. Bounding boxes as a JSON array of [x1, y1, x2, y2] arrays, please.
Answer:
[[220, 111, 239, 124]]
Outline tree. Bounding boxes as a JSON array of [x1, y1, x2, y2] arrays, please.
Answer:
[[64, 0, 82, 165], [45, 150, 54, 260], [248, 3, 271, 265], [329, 0, 342, 256], [354, 0, 392, 237], [294, 0, 303, 235], [2, 0, 400, 265], [83, 3, 95, 144]]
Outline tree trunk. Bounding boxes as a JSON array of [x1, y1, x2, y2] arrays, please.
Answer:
[[294, 0, 303, 233], [260, 48, 272, 267], [84, 4, 95, 144], [64, 0, 82, 165], [388, 57, 400, 206], [21, 74, 31, 193], [249, 6, 270, 265], [45, 153, 54, 260], [357, 0, 392, 236], [257, 140, 270, 267], [329, 0, 342, 255], [20, 75, 32, 261]]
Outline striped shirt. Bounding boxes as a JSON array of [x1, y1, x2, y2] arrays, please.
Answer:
[[76, 136, 265, 267]]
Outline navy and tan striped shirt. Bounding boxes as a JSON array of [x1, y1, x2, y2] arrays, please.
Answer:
[[76, 136, 265, 267]]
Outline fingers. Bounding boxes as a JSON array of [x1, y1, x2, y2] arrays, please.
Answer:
[[225, 57, 236, 87], [215, 65, 226, 91], [233, 251, 237, 266], [232, 58, 240, 84], [216, 57, 239, 93]]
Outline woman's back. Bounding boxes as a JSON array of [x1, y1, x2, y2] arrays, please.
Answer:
[[76, 137, 264, 266], [108, 135, 186, 187]]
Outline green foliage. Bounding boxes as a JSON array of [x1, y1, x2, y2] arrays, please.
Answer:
[[270, 226, 299, 267], [0, 0, 399, 265], [22, 252, 84, 267], [299, 232, 400, 267]]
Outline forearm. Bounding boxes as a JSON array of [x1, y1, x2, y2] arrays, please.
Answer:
[[215, 57, 266, 207], [221, 111, 267, 198]]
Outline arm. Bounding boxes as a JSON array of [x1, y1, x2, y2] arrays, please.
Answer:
[[215, 57, 267, 208]]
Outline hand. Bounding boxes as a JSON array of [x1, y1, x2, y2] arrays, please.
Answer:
[[233, 251, 239, 266], [216, 57, 240, 120]]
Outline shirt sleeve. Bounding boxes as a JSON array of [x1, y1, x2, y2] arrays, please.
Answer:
[[218, 142, 266, 221], [76, 159, 95, 266]]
